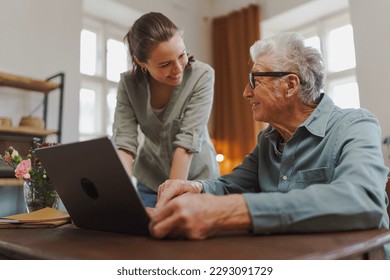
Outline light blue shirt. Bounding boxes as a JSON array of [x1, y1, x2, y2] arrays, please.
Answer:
[[201, 94, 389, 256]]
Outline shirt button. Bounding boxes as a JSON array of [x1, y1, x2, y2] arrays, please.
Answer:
[[282, 175, 288, 181]]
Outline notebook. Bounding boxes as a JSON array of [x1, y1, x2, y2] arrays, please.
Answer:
[[35, 137, 150, 235]]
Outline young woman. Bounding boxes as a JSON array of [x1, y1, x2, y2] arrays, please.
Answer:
[[112, 12, 219, 207]]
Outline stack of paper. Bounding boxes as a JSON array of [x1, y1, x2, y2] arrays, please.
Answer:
[[0, 207, 71, 228]]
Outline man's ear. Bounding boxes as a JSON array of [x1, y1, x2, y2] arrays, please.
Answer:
[[285, 75, 300, 97]]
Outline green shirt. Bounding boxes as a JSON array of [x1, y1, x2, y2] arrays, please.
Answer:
[[113, 61, 220, 191]]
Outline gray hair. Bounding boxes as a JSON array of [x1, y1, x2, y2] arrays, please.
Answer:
[[249, 32, 325, 104]]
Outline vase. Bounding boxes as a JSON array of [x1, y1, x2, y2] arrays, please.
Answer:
[[23, 180, 60, 212]]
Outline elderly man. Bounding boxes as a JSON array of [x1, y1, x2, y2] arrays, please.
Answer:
[[149, 32, 389, 249]]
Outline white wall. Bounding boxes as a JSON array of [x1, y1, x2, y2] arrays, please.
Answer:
[[106, 0, 263, 66], [349, 0, 390, 167], [261, 0, 349, 37], [0, 0, 82, 143], [111, 0, 213, 65]]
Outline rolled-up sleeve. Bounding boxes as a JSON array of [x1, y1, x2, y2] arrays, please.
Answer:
[[173, 67, 215, 153]]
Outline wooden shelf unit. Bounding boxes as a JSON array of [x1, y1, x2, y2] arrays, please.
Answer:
[[0, 178, 22, 187], [0, 72, 65, 141], [0, 72, 65, 186], [0, 126, 57, 137], [0, 72, 60, 94]]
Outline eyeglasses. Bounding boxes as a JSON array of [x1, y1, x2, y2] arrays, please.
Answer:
[[249, 72, 304, 89]]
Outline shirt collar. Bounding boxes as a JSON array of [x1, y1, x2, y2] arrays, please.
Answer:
[[265, 93, 335, 140], [300, 93, 334, 138]]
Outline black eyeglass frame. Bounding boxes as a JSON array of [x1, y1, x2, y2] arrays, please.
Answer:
[[249, 72, 305, 89]]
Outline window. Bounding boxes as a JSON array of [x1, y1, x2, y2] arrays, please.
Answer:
[[79, 17, 129, 141], [327, 24, 356, 72], [298, 12, 359, 109], [80, 30, 97, 76]]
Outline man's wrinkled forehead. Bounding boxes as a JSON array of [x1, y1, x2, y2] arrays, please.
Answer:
[[252, 59, 271, 72]]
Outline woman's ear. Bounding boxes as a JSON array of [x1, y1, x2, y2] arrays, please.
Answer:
[[133, 56, 146, 69]]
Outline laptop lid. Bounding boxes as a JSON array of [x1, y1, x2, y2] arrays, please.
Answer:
[[35, 137, 150, 235]]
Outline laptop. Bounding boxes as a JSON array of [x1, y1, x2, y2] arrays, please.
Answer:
[[35, 137, 150, 235]]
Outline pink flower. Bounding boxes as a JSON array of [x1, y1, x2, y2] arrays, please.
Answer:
[[11, 148, 19, 159], [4, 147, 20, 164], [1, 141, 57, 183], [4, 151, 12, 163], [15, 159, 31, 180]]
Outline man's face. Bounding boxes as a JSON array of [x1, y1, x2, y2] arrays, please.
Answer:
[[243, 58, 287, 123]]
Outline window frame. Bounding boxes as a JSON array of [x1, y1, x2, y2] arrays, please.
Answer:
[[292, 11, 359, 108], [79, 15, 129, 140]]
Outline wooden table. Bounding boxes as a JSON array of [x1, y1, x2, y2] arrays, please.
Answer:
[[0, 225, 389, 260]]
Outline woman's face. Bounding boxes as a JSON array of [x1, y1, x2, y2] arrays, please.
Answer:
[[144, 32, 188, 87]]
